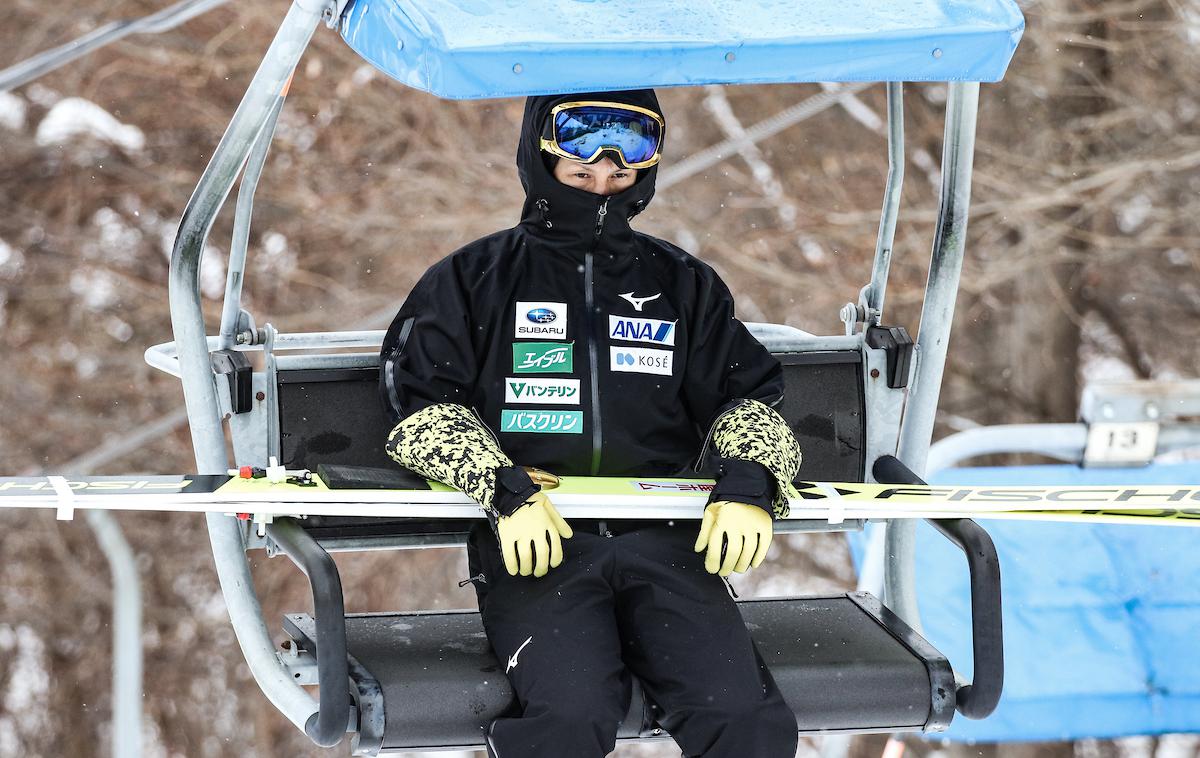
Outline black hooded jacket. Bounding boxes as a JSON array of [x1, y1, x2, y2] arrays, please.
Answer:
[[380, 89, 784, 495]]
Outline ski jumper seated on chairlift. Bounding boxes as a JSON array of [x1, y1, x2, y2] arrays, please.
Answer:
[[380, 89, 803, 758]]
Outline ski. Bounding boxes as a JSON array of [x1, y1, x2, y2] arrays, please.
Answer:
[[1, 473, 1198, 526]]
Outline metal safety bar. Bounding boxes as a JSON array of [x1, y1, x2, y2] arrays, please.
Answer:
[[872, 455, 1004, 720], [145, 325, 859, 378], [264, 518, 353, 747]]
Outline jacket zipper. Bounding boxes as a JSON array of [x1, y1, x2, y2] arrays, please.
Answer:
[[470, 407, 503, 448], [585, 197, 609, 475]]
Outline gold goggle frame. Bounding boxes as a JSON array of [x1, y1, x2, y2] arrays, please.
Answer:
[[539, 100, 664, 170]]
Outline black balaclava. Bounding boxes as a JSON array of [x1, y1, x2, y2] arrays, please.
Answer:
[[516, 89, 663, 252]]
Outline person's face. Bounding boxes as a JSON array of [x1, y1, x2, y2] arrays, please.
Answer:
[[552, 155, 639, 196]]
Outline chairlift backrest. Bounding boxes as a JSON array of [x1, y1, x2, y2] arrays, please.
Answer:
[[276, 345, 867, 481]]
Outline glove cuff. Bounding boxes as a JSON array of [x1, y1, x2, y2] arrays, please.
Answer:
[[493, 466, 541, 517], [708, 457, 776, 518]]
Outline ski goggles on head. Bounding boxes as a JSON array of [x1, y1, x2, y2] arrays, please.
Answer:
[[540, 101, 664, 170]]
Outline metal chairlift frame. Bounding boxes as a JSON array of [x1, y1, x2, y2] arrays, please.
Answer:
[[144, 0, 1019, 749]]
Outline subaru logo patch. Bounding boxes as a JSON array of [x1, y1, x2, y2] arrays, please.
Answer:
[[515, 302, 567, 339]]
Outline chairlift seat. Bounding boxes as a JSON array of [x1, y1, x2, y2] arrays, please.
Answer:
[[284, 593, 954, 752]]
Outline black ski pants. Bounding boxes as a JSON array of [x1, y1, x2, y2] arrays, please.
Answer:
[[466, 519, 798, 758]]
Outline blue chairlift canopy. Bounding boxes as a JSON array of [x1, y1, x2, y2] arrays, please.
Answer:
[[339, 0, 1025, 100]]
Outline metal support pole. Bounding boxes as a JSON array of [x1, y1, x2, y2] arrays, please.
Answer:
[[219, 97, 285, 349], [85, 510, 142, 758], [861, 82, 905, 323], [168, 0, 324, 734], [885, 82, 981, 627]]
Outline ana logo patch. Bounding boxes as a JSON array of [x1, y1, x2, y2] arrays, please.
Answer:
[[515, 302, 567, 339], [608, 315, 675, 346], [513, 342, 573, 373], [610, 346, 673, 376], [501, 410, 583, 434], [505, 378, 581, 405]]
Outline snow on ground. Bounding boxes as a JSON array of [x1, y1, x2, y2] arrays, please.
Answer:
[[0, 237, 18, 271], [0, 624, 51, 753], [35, 97, 145, 152], [0, 91, 26, 131]]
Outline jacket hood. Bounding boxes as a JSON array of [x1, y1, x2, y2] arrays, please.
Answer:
[[516, 89, 662, 252]]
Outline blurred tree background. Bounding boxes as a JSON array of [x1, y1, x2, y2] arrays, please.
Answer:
[[0, 0, 1197, 756]]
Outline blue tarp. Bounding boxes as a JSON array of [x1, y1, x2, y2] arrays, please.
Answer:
[[338, 0, 1025, 99], [852, 463, 1200, 742]]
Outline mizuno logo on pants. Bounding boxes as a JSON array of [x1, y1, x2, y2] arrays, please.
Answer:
[[506, 635, 533, 673]]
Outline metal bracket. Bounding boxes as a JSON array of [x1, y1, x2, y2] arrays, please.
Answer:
[[234, 309, 258, 345], [323, 0, 352, 29]]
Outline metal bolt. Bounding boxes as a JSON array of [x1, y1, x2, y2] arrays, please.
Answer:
[[1144, 402, 1160, 420], [870, 368, 880, 379], [512, 63, 523, 74], [724, 52, 736, 63], [256, 391, 266, 401], [932, 48, 943, 58], [1101, 403, 1115, 419]]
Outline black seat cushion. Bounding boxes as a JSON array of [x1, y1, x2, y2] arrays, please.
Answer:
[[284, 593, 952, 752]]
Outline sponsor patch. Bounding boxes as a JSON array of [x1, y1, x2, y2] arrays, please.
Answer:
[[505, 378, 581, 405], [619, 292, 661, 312], [608, 315, 676, 346], [512, 342, 573, 373], [610, 346, 673, 376], [500, 410, 584, 434], [632, 481, 717, 493], [515, 301, 567, 339]]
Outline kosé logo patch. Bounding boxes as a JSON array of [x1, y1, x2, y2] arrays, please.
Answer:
[[515, 301, 567, 339], [513, 342, 573, 373], [610, 346, 673, 376], [505, 378, 581, 405], [608, 315, 675, 346]]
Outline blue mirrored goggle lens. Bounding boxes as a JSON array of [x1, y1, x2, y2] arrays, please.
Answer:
[[553, 106, 661, 164]]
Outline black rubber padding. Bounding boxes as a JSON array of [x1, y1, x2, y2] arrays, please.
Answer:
[[317, 463, 430, 491]]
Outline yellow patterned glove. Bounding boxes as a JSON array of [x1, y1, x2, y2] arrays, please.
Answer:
[[694, 500, 773, 576], [385, 403, 512, 515], [707, 399, 801, 519], [497, 491, 574, 578]]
